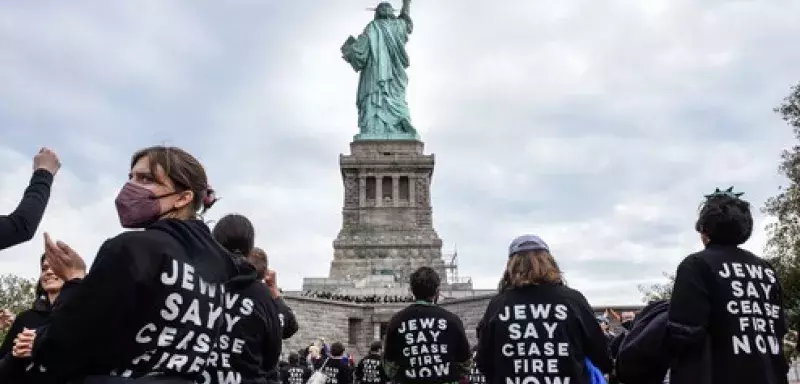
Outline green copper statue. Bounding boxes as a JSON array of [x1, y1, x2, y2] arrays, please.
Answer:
[[341, 0, 419, 141]]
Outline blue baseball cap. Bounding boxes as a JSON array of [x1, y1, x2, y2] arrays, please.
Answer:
[[508, 234, 550, 257]]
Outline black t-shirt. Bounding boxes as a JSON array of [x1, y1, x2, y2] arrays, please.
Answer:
[[384, 302, 471, 384], [29, 219, 237, 382], [281, 364, 312, 384], [668, 244, 789, 383], [355, 353, 388, 384], [475, 284, 612, 384], [321, 357, 353, 384]]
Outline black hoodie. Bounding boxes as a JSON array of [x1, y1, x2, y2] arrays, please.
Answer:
[[476, 284, 612, 384], [667, 245, 788, 384], [29, 219, 237, 383], [0, 295, 54, 383], [202, 257, 283, 384]]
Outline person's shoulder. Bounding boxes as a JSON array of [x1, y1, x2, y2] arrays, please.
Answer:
[[103, 229, 174, 251]]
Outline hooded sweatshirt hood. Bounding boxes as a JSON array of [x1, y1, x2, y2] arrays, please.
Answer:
[[149, 218, 237, 284]]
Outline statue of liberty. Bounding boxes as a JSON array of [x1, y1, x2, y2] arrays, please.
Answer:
[[341, 0, 419, 140]]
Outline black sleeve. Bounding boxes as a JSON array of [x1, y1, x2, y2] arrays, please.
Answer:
[[0, 170, 53, 251], [451, 315, 471, 363], [276, 297, 299, 339], [30, 236, 157, 378], [608, 331, 626, 359], [262, 297, 284, 376], [475, 300, 497, 381], [354, 358, 364, 381], [573, 291, 612, 374], [0, 317, 24, 359], [279, 368, 289, 384], [667, 255, 711, 351]]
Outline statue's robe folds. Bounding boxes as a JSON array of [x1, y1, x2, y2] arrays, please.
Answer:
[[342, 15, 417, 137]]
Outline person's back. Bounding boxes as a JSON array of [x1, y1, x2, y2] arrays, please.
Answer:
[[668, 188, 789, 384], [281, 353, 311, 384], [383, 267, 471, 384], [356, 341, 388, 384], [207, 214, 283, 384], [322, 343, 353, 384], [476, 235, 611, 384]]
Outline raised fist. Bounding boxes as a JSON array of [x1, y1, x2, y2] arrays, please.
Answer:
[[33, 147, 61, 176]]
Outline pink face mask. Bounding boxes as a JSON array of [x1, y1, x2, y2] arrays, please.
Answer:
[[114, 182, 177, 228]]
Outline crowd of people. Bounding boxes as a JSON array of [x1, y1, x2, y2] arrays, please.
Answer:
[[0, 145, 796, 384], [300, 292, 416, 304]]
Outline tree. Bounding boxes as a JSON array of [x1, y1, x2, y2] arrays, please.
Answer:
[[638, 273, 674, 303], [763, 82, 800, 346], [0, 274, 37, 341]]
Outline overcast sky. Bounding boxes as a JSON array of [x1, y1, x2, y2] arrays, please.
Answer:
[[0, 0, 798, 306]]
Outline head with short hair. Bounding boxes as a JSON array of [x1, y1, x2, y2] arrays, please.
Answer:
[[369, 341, 382, 353], [410, 267, 440, 302], [288, 352, 300, 365], [212, 214, 255, 256], [248, 247, 269, 280], [331, 342, 346, 357], [128, 146, 217, 220], [505, 235, 563, 287], [695, 187, 752, 246]]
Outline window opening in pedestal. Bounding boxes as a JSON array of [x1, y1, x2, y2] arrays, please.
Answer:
[[399, 176, 410, 201], [366, 177, 376, 200], [382, 176, 392, 200]]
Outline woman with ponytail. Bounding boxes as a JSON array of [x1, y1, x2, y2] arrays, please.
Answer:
[[210, 213, 283, 384], [11, 146, 237, 383]]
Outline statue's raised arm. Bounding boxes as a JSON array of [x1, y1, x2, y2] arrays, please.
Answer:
[[400, 0, 411, 18]]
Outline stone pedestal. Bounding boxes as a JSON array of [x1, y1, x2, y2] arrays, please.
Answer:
[[329, 140, 446, 283]]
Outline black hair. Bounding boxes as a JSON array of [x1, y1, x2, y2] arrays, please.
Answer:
[[369, 340, 382, 352], [410, 267, 440, 300], [331, 342, 346, 357], [288, 352, 300, 365], [695, 194, 753, 246], [212, 213, 255, 256]]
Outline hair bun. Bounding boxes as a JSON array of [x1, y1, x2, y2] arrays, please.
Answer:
[[203, 187, 219, 210]]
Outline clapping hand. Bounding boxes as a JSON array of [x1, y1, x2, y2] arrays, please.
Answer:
[[44, 233, 86, 281], [12, 328, 36, 358], [0, 309, 14, 331], [265, 269, 280, 298], [33, 147, 61, 176]]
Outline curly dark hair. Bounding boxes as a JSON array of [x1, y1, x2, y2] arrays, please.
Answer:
[[410, 267, 440, 301], [695, 194, 753, 246]]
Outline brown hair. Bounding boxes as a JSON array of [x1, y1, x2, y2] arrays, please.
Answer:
[[248, 247, 268, 280], [506, 250, 563, 287], [131, 146, 217, 216]]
